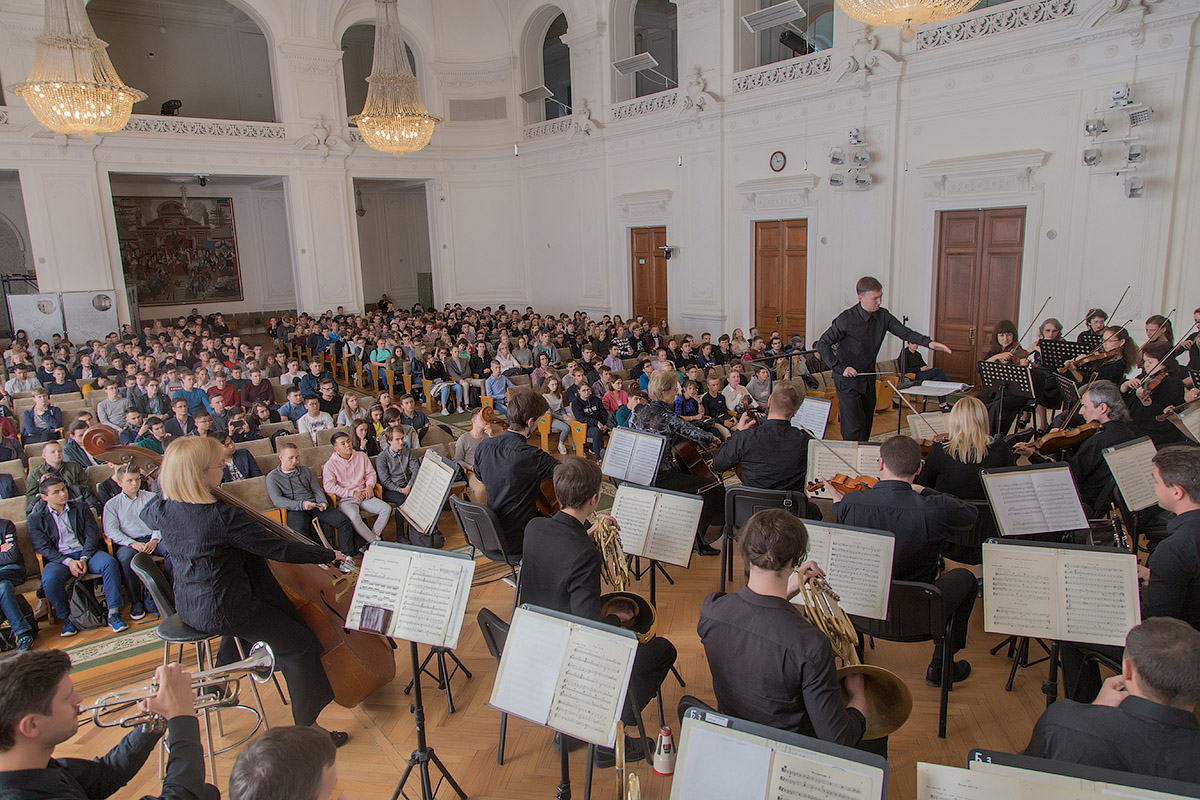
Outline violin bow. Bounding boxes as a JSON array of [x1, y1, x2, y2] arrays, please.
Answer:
[[800, 428, 861, 475], [1020, 296, 1053, 346], [1064, 285, 1130, 337], [884, 377, 941, 439], [1137, 318, 1199, 384], [1071, 318, 1134, 365]]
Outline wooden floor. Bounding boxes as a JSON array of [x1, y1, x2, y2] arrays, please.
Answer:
[[49, 406, 1056, 800]]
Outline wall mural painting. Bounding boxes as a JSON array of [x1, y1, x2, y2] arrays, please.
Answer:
[[113, 196, 243, 306]]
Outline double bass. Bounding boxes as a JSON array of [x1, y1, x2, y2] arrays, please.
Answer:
[[82, 428, 396, 709]]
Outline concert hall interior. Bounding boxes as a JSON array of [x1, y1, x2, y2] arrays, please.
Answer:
[[0, 0, 1199, 799]]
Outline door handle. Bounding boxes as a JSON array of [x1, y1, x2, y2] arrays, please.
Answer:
[[968, 325, 976, 345]]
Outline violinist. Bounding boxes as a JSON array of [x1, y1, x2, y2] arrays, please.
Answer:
[[1028, 318, 1066, 432], [1063, 325, 1137, 387], [1078, 308, 1109, 348], [916, 397, 1016, 502], [1122, 339, 1188, 446], [1182, 306, 1200, 372], [1014, 381, 1137, 516], [140, 436, 351, 746], [978, 320, 1033, 434]]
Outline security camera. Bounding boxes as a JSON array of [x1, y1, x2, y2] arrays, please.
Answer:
[[659, 245, 676, 260], [195, 174, 209, 187]]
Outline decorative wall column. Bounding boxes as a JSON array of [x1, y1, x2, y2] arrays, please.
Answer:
[[284, 166, 363, 315], [560, 18, 608, 120]]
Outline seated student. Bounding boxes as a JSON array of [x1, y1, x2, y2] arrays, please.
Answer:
[[299, 360, 329, 398], [134, 376, 172, 419], [192, 411, 215, 440], [61, 421, 101, 468], [4, 364, 41, 395], [44, 365, 79, 397], [569, 382, 609, 462], [28, 476, 127, 636], [484, 361, 515, 417], [711, 383, 817, 507], [521, 457, 677, 765], [163, 398, 197, 439], [375, 425, 442, 547], [297, 396, 335, 442], [207, 394, 231, 436], [267, 442, 362, 565], [278, 386, 307, 427], [452, 410, 493, 504], [0, 516, 34, 651], [249, 401, 281, 435], [834, 435, 978, 687], [700, 374, 734, 438], [219, 433, 263, 483], [241, 368, 275, 409], [336, 393, 366, 429], [1025, 618, 1200, 782], [601, 375, 629, 417], [0, 654, 208, 800], [397, 394, 430, 443], [322, 431, 391, 546], [227, 407, 258, 443], [698, 509, 867, 746], [229, 725, 341, 800], [206, 370, 240, 411], [636, 359, 655, 393], [746, 365, 773, 409], [21, 389, 62, 445], [916, 396, 1016, 502], [720, 367, 754, 413], [102, 464, 170, 620], [897, 341, 953, 412], [136, 416, 172, 455], [541, 376, 572, 455], [171, 371, 211, 416], [1015, 381, 1138, 516], [315, 380, 341, 419], [473, 387, 559, 555], [25, 441, 97, 513], [673, 379, 706, 425], [118, 408, 148, 446]]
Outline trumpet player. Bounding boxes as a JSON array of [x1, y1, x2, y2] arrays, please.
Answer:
[[0, 651, 211, 800], [520, 456, 678, 767]]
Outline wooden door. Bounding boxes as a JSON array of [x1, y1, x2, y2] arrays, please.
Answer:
[[754, 219, 807, 340], [932, 207, 1025, 381], [631, 226, 668, 322]]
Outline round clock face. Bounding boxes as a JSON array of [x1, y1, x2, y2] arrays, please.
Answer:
[[770, 151, 786, 172]]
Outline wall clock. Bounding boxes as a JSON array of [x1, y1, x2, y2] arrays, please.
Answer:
[[770, 151, 786, 172]]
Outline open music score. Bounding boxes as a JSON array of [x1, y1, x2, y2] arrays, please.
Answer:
[[1169, 402, 1200, 444], [790, 397, 832, 440], [806, 441, 881, 497], [608, 483, 703, 568], [344, 543, 475, 649], [919, 762, 1092, 800], [398, 449, 457, 534], [601, 428, 667, 487], [907, 411, 950, 440], [489, 605, 637, 748], [671, 708, 887, 800], [982, 540, 1140, 647], [1102, 436, 1159, 512], [980, 463, 1088, 536], [966, 749, 1200, 799], [792, 522, 895, 620]]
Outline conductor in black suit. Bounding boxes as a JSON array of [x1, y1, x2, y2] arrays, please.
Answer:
[[815, 276, 951, 442], [520, 456, 677, 766]]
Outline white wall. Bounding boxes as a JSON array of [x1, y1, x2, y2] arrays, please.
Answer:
[[355, 182, 429, 310], [0, 172, 33, 277]]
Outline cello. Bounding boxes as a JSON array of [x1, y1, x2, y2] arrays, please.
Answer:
[[82, 427, 396, 709]]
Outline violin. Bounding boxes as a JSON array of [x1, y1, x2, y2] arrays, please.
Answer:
[[916, 433, 949, 456], [806, 474, 879, 495], [1156, 396, 1200, 422], [1060, 348, 1119, 374], [999, 343, 1032, 364], [81, 427, 396, 709], [1028, 421, 1102, 457], [738, 394, 759, 425], [1135, 369, 1169, 406]]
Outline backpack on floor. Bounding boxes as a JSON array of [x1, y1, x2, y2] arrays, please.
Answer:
[[68, 581, 107, 630]]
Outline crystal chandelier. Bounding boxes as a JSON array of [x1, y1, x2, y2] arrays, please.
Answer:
[[351, 0, 440, 157], [835, 0, 980, 42], [9, 0, 147, 139]]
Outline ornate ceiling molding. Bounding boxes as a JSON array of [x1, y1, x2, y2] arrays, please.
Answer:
[[280, 41, 344, 76], [918, 150, 1048, 198]]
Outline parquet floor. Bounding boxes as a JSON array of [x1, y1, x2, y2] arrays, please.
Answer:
[[49, 406, 1057, 800]]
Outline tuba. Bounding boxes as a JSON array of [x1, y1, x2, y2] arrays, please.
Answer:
[[797, 576, 912, 740], [592, 516, 657, 644]]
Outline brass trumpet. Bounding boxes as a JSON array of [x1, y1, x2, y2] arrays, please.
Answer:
[[798, 576, 912, 740], [79, 642, 276, 729]]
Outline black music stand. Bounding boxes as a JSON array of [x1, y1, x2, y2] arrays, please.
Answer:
[[1037, 339, 1088, 372], [1189, 368, 1200, 387], [977, 361, 1034, 437], [390, 642, 467, 800], [1077, 330, 1104, 350]]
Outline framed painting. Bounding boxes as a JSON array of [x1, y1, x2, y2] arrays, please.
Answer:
[[113, 196, 243, 307]]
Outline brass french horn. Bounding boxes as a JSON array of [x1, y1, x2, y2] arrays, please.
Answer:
[[592, 515, 657, 644], [798, 575, 913, 740]]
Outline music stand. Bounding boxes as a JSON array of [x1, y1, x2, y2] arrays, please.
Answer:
[[976, 361, 1034, 436], [1077, 330, 1104, 350], [1037, 339, 1088, 372], [392, 642, 468, 800], [1189, 368, 1200, 388]]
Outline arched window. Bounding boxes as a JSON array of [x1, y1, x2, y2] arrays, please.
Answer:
[[736, 0, 835, 72], [87, 0, 277, 122], [341, 23, 418, 122], [542, 14, 571, 120], [633, 0, 678, 98]]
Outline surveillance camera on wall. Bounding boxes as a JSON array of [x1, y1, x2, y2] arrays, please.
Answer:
[[195, 174, 210, 187], [659, 245, 676, 260], [1082, 148, 1103, 167], [1124, 176, 1144, 198], [1084, 118, 1106, 137]]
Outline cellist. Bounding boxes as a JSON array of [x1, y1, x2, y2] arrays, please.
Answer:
[[141, 436, 352, 746]]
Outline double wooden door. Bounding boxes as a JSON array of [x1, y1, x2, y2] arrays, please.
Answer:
[[754, 219, 807, 341], [932, 207, 1025, 381], [631, 226, 668, 323]]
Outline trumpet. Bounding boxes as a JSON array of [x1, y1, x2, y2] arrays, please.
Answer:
[[79, 642, 276, 729]]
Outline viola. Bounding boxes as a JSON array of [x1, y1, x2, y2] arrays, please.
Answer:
[[1136, 369, 1169, 406], [1029, 421, 1102, 457], [1156, 396, 1200, 423], [806, 474, 879, 495], [81, 427, 396, 709]]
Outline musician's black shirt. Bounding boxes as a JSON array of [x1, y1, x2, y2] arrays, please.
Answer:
[[1125, 373, 1188, 447], [816, 304, 930, 391], [710, 419, 812, 491], [1067, 419, 1138, 514], [473, 429, 558, 554], [917, 439, 1016, 502], [520, 511, 612, 624], [1142, 509, 1200, 630], [1024, 695, 1200, 782]]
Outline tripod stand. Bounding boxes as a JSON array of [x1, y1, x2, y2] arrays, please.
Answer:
[[391, 641, 468, 800]]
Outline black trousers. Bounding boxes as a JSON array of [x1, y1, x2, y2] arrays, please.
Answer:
[[654, 469, 725, 540], [286, 507, 364, 556], [837, 381, 876, 443], [624, 636, 677, 726], [1060, 642, 1123, 701], [931, 568, 977, 666]]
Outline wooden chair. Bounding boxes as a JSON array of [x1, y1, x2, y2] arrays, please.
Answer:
[[255, 422, 295, 444], [315, 426, 352, 447], [0, 459, 25, 496], [274, 433, 315, 452]]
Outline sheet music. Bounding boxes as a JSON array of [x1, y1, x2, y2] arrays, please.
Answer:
[[644, 491, 702, 567], [546, 627, 635, 746], [673, 724, 773, 800], [345, 545, 411, 636], [982, 467, 1087, 536], [791, 397, 831, 440], [1102, 438, 1158, 512], [1173, 404, 1200, 443], [983, 543, 1057, 640], [807, 440, 859, 487], [609, 484, 656, 557], [490, 609, 570, 729], [767, 747, 879, 800], [798, 524, 894, 620], [399, 450, 456, 534], [971, 760, 1190, 799], [921, 381, 969, 394], [602, 429, 663, 486], [856, 444, 881, 477], [908, 411, 950, 440], [393, 557, 472, 649], [1058, 550, 1141, 647], [919, 763, 1085, 800]]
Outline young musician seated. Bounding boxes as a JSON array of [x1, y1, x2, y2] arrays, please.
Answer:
[[897, 341, 952, 412], [916, 396, 1016, 502], [229, 725, 341, 800], [1014, 381, 1138, 516], [0, 653, 213, 800], [1025, 617, 1200, 782], [698, 509, 868, 747], [520, 457, 677, 766], [473, 387, 559, 555], [833, 436, 978, 686]]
